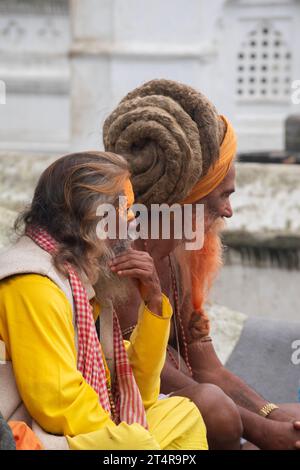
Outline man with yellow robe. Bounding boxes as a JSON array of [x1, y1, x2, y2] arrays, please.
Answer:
[[0, 150, 207, 450]]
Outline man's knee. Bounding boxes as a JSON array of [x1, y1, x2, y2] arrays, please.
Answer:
[[199, 384, 243, 442], [174, 383, 243, 443]]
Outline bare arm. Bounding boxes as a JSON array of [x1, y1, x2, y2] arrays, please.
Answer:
[[188, 339, 293, 418], [189, 340, 268, 411], [237, 406, 300, 450], [161, 347, 300, 449]]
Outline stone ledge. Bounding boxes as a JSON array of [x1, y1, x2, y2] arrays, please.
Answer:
[[223, 230, 300, 252], [0, 0, 68, 16], [225, 162, 300, 240], [70, 39, 218, 61]]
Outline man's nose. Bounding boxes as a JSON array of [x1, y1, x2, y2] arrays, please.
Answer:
[[222, 201, 233, 219]]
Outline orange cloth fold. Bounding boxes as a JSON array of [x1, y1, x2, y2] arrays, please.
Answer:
[[9, 421, 43, 450], [181, 115, 237, 204]]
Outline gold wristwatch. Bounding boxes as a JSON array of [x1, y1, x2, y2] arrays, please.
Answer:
[[258, 403, 279, 418]]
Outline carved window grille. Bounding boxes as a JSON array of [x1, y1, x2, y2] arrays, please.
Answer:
[[236, 22, 292, 101]]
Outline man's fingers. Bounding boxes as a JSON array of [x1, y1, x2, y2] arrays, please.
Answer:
[[110, 260, 150, 272], [110, 256, 149, 266], [293, 421, 300, 430], [116, 268, 150, 278], [110, 251, 150, 265]]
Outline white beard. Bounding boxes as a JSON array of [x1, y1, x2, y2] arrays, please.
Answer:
[[94, 238, 135, 306]]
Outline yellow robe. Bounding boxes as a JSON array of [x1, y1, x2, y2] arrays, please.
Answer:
[[0, 273, 207, 450]]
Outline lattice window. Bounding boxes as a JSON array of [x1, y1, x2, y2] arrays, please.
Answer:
[[236, 22, 292, 101]]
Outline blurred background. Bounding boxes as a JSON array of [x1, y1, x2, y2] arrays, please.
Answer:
[[0, 0, 300, 325]]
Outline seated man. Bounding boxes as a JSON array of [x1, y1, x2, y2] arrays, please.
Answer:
[[0, 150, 207, 450], [104, 79, 300, 450]]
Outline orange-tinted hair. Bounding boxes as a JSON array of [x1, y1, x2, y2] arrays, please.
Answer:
[[15, 151, 129, 281]]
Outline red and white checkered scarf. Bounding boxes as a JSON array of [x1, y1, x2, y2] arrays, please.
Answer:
[[26, 226, 147, 428]]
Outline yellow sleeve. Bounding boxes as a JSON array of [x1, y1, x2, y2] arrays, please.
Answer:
[[125, 294, 173, 409], [0, 274, 115, 437]]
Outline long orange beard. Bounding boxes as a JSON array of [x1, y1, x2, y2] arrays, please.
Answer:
[[190, 219, 224, 312], [183, 219, 224, 338], [172, 219, 224, 340]]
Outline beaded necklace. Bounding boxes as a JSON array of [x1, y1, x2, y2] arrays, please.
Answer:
[[142, 240, 193, 376], [167, 254, 193, 377]]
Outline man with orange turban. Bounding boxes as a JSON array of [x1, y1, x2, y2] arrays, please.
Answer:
[[104, 79, 300, 450]]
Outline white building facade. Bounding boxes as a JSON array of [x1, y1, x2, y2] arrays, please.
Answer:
[[0, 0, 299, 153]]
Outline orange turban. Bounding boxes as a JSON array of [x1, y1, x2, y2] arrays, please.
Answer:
[[181, 115, 237, 204]]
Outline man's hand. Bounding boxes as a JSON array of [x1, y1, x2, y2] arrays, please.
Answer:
[[262, 420, 300, 450], [109, 249, 162, 315], [268, 404, 300, 437]]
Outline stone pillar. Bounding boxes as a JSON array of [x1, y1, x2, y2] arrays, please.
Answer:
[[69, 0, 114, 150], [285, 115, 300, 153], [0, 0, 70, 153]]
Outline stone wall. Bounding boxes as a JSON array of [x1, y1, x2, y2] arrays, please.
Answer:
[[0, 151, 57, 212], [0, 207, 16, 248], [0, 150, 57, 248], [211, 162, 300, 321]]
